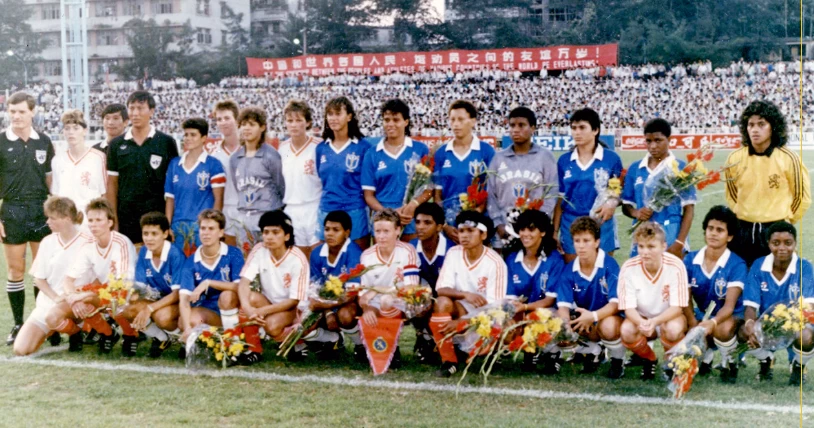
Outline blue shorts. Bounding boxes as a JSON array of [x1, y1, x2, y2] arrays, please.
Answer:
[[559, 215, 619, 255], [192, 297, 220, 313], [171, 220, 200, 255], [694, 306, 744, 321], [317, 207, 370, 241]]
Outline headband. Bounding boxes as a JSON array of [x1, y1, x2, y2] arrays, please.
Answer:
[[458, 220, 487, 233]]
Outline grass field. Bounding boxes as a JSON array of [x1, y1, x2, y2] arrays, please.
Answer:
[[0, 149, 811, 427]]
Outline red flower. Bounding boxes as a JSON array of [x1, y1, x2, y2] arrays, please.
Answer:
[[456, 321, 468, 333], [242, 241, 250, 255], [618, 168, 628, 185], [697, 182, 708, 191], [707, 171, 721, 184], [682, 163, 695, 174], [490, 326, 501, 339], [508, 336, 525, 352], [338, 273, 350, 282], [528, 311, 540, 321], [536, 333, 552, 347], [516, 197, 526, 208], [804, 310, 814, 324], [687, 153, 696, 162], [528, 199, 543, 211], [702, 151, 714, 162], [474, 338, 484, 349], [349, 264, 365, 276], [201, 331, 212, 338]]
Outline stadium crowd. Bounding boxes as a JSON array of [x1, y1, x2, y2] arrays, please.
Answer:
[[4, 59, 814, 140]]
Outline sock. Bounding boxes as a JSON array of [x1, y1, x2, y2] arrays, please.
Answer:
[[7, 280, 25, 325], [84, 312, 113, 336], [579, 341, 602, 356], [624, 337, 657, 361], [55, 319, 81, 336], [143, 322, 169, 341], [702, 348, 715, 364], [294, 342, 306, 352], [220, 308, 239, 330], [429, 314, 457, 364], [379, 307, 401, 318], [602, 338, 627, 360], [660, 337, 679, 353], [112, 315, 137, 337], [167, 328, 181, 335], [792, 346, 814, 366], [342, 325, 362, 346], [714, 336, 737, 365], [238, 314, 263, 354], [303, 328, 339, 343], [747, 347, 773, 361]]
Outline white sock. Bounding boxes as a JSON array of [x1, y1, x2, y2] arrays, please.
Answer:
[[294, 342, 307, 352], [143, 322, 169, 341], [167, 328, 181, 336], [220, 308, 239, 330], [747, 347, 773, 361], [303, 328, 339, 343], [702, 348, 715, 364], [342, 325, 362, 345], [602, 338, 627, 360], [580, 341, 602, 356], [793, 346, 814, 366], [714, 336, 737, 365]]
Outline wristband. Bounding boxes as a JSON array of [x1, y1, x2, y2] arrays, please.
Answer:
[[745, 319, 755, 327], [147, 305, 155, 313], [710, 318, 718, 328], [591, 311, 599, 323], [410, 199, 419, 207], [674, 239, 685, 247]]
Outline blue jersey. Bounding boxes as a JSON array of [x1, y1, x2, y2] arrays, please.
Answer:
[[557, 144, 623, 220], [743, 253, 814, 315], [135, 241, 187, 297], [315, 138, 372, 211], [309, 239, 364, 288], [622, 154, 696, 254], [410, 234, 452, 290], [684, 247, 747, 317], [179, 243, 244, 306], [506, 249, 565, 303], [361, 137, 430, 208], [434, 139, 495, 223], [164, 152, 226, 222], [554, 250, 620, 311]]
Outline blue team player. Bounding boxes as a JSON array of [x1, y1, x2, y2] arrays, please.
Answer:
[[682, 206, 747, 383], [553, 217, 624, 378], [309, 210, 365, 355], [504, 209, 564, 372], [178, 209, 244, 356], [315, 97, 373, 250], [119, 212, 186, 358], [433, 100, 495, 234], [164, 118, 225, 256], [622, 118, 695, 258], [741, 221, 814, 386], [553, 108, 623, 264], [362, 99, 431, 242]]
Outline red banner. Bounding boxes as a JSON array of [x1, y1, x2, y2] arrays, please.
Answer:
[[620, 134, 743, 151], [359, 316, 404, 376], [246, 44, 618, 77]]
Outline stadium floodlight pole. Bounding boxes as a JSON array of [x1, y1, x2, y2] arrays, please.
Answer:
[[5, 51, 28, 87]]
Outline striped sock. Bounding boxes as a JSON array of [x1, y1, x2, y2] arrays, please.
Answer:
[[7, 280, 25, 325], [143, 322, 169, 341], [84, 312, 113, 336], [792, 346, 814, 366], [55, 319, 81, 336], [660, 336, 679, 353], [220, 308, 239, 330], [624, 337, 656, 361], [341, 325, 362, 346], [601, 338, 627, 360], [714, 336, 738, 365], [113, 315, 138, 337], [304, 328, 339, 343]]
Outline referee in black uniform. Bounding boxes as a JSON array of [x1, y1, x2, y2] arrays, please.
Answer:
[[0, 92, 55, 345], [106, 91, 178, 245]]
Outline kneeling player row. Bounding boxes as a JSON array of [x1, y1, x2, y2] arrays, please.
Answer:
[[12, 198, 813, 385]]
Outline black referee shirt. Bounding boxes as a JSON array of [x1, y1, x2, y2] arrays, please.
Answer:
[[107, 126, 178, 214], [0, 128, 54, 202]]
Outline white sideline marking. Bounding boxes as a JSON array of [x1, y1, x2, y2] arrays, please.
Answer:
[[0, 355, 810, 415]]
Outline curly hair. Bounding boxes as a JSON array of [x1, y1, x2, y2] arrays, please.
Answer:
[[739, 100, 787, 149]]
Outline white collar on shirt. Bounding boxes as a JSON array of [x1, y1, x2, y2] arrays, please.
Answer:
[[5, 127, 40, 141], [572, 249, 606, 281], [124, 125, 156, 141], [376, 136, 413, 152], [639, 151, 676, 171], [416, 234, 448, 264], [144, 240, 172, 263], [445, 135, 481, 152], [692, 246, 731, 269], [760, 252, 799, 279], [319, 238, 351, 266], [324, 138, 359, 145], [194, 242, 228, 263], [570, 143, 604, 162], [178, 150, 208, 167], [514, 248, 548, 264]]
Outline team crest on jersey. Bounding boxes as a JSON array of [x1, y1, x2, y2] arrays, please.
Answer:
[[563, 170, 572, 180], [661, 285, 670, 302], [345, 153, 360, 172], [283, 273, 292, 289], [220, 266, 231, 282], [512, 182, 526, 199], [540, 272, 549, 292], [498, 162, 508, 170], [573, 282, 582, 293], [304, 159, 316, 175], [150, 154, 162, 169], [760, 281, 769, 292], [244, 189, 258, 206], [789, 284, 800, 300], [197, 171, 210, 191], [600, 276, 609, 296], [173, 174, 179, 183], [110, 261, 118, 276], [442, 159, 452, 169], [404, 157, 419, 174], [468, 160, 485, 177], [477, 277, 488, 294], [321, 155, 328, 164], [195, 272, 202, 281], [81, 171, 91, 187], [594, 168, 610, 192], [35, 150, 46, 164], [714, 277, 727, 298], [164, 273, 172, 285]]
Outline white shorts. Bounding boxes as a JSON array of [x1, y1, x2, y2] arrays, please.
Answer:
[[285, 201, 320, 247], [26, 293, 59, 333], [222, 204, 241, 237]]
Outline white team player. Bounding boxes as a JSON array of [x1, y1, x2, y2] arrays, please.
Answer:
[[50, 110, 107, 229], [12, 197, 92, 356], [210, 100, 241, 246], [279, 100, 323, 255]]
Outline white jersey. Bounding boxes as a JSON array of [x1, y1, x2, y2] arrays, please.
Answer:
[[617, 253, 689, 319], [436, 245, 507, 304], [360, 241, 419, 291], [210, 142, 239, 207], [66, 231, 137, 286], [51, 147, 107, 217], [30, 231, 93, 294], [278, 136, 323, 206], [241, 245, 308, 304]]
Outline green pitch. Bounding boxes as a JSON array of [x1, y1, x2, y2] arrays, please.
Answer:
[[0, 149, 810, 427]]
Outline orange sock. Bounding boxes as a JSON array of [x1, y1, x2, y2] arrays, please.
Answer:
[[84, 313, 112, 336], [429, 314, 458, 364], [55, 319, 81, 336], [113, 315, 138, 337], [624, 336, 657, 361], [239, 314, 263, 354], [660, 337, 679, 353]]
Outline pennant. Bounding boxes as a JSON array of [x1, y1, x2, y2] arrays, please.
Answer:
[[359, 316, 404, 375], [429, 314, 458, 364]]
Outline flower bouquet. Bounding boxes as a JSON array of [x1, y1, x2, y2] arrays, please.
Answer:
[[402, 153, 435, 206], [501, 185, 555, 247], [185, 324, 252, 369], [506, 308, 575, 356], [590, 169, 625, 221], [77, 274, 135, 316], [744, 299, 811, 353], [459, 175, 489, 212], [176, 222, 198, 257], [663, 303, 715, 399], [391, 283, 433, 320]]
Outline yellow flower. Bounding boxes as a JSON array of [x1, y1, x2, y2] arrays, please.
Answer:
[[414, 164, 431, 175], [215, 352, 224, 361], [607, 177, 622, 196], [228, 343, 244, 355], [695, 161, 708, 175], [691, 345, 703, 356], [209, 326, 218, 333]]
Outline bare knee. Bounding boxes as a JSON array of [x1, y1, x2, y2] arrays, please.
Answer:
[[434, 296, 453, 314], [662, 317, 687, 342], [337, 305, 358, 328], [713, 318, 738, 342], [218, 291, 238, 310], [620, 319, 639, 343], [598, 316, 622, 341], [153, 307, 178, 331]]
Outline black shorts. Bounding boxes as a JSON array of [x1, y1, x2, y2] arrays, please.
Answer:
[[0, 200, 50, 245], [118, 211, 143, 245]]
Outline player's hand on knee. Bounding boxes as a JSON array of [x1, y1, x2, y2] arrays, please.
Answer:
[[361, 309, 378, 327], [132, 307, 152, 331], [464, 293, 487, 308]]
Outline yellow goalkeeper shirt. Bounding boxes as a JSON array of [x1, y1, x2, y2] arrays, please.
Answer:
[[724, 146, 810, 224]]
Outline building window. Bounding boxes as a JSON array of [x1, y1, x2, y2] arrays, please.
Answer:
[[197, 28, 212, 44], [548, 8, 575, 22], [221, 31, 228, 46], [152, 1, 173, 14], [96, 1, 117, 17], [45, 62, 62, 77], [123, 1, 143, 16], [196, 0, 210, 16], [220, 1, 228, 18], [97, 31, 119, 46], [41, 4, 60, 20], [271, 22, 281, 34]]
